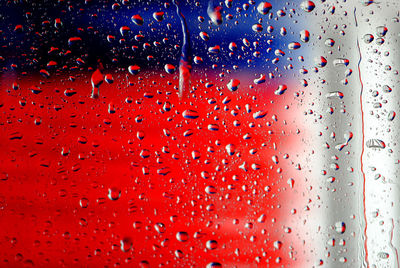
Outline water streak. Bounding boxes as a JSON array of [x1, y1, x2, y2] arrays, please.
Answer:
[[355, 7, 370, 268], [173, 0, 192, 98], [390, 218, 400, 267]]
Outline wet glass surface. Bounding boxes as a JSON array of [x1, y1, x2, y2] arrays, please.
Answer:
[[0, 0, 400, 267]]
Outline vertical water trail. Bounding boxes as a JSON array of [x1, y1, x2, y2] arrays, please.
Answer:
[[390, 218, 400, 268], [173, 0, 192, 98], [91, 60, 104, 98], [354, 7, 370, 268]]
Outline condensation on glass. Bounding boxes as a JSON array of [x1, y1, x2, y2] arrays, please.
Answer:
[[0, 0, 399, 267]]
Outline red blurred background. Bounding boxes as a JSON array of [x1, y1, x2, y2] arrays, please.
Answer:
[[0, 70, 307, 267]]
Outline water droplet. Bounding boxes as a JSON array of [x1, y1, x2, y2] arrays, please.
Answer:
[[182, 110, 199, 119], [206, 240, 218, 250], [68, 36, 82, 46], [206, 262, 222, 268], [120, 237, 132, 252], [175, 249, 184, 258], [300, 30, 310, 42], [363, 34, 374, 44], [199, 31, 210, 41], [194, 56, 203, 64], [104, 74, 113, 84], [274, 84, 288, 95], [119, 26, 130, 36], [335, 221, 346, 234], [252, 23, 263, 33], [154, 223, 166, 234], [360, 0, 374, 6], [128, 65, 140, 75], [208, 124, 219, 131], [227, 79, 240, 92], [366, 139, 386, 149], [164, 64, 176, 74], [153, 11, 165, 22], [207, 1, 223, 26], [333, 58, 350, 67], [176, 231, 189, 242], [108, 187, 121, 201], [314, 56, 327, 68], [325, 38, 335, 47], [254, 74, 266, 84], [388, 111, 396, 121], [253, 110, 267, 119], [378, 252, 389, 259], [131, 14, 144, 26], [205, 185, 217, 194], [300, 1, 315, 12], [273, 240, 282, 249], [79, 198, 89, 208], [208, 45, 221, 54], [376, 26, 388, 37], [229, 42, 237, 51], [225, 144, 236, 155], [383, 85, 392, 93], [326, 91, 344, 99], [288, 42, 301, 50], [257, 2, 272, 15]]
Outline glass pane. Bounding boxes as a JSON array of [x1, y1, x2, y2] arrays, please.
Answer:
[[0, 0, 399, 267]]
